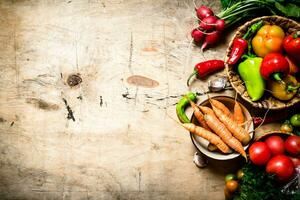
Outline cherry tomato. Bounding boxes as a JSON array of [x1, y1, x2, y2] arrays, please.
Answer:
[[290, 114, 300, 127], [266, 155, 295, 181], [225, 180, 239, 193], [280, 120, 293, 133], [225, 174, 237, 182], [224, 187, 233, 200], [284, 135, 300, 156], [237, 169, 244, 180], [249, 142, 271, 165], [265, 135, 285, 156]]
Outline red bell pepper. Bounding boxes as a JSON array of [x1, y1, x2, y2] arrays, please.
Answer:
[[283, 32, 300, 66], [260, 53, 289, 81], [187, 60, 224, 86]]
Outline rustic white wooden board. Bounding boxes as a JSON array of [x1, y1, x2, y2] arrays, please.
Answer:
[[0, 0, 284, 200]]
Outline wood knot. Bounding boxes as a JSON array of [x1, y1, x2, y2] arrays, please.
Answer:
[[67, 74, 82, 87]]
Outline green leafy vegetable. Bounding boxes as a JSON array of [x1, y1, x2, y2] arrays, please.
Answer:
[[233, 162, 300, 200], [217, 0, 300, 28], [220, 0, 235, 9], [275, 2, 300, 18]]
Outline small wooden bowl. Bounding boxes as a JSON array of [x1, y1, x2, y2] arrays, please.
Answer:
[[190, 96, 254, 160], [225, 16, 300, 110]]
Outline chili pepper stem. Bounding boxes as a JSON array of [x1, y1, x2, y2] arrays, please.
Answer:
[[187, 70, 198, 87], [242, 20, 263, 40]]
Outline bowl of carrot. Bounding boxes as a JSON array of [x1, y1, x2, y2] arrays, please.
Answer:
[[190, 96, 254, 160]]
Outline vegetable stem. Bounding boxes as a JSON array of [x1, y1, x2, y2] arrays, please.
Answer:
[[216, 0, 294, 28]]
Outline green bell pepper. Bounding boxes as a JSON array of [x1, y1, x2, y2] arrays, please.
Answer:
[[238, 57, 265, 101]]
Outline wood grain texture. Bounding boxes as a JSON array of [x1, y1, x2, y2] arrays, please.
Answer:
[[0, 1, 250, 200]]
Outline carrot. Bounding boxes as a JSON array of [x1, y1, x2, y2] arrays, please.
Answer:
[[202, 112, 247, 160], [187, 99, 211, 131], [212, 105, 251, 146], [181, 123, 231, 154], [233, 101, 244, 126], [210, 99, 233, 119], [198, 106, 216, 117]]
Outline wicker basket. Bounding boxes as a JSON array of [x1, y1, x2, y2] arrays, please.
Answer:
[[225, 16, 300, 110], [254, 130, 292, 141]]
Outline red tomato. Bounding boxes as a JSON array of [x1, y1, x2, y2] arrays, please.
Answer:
[[288, 156, 300, 167], [266, 155, 295, 181], [249, 142, 271, 165], [265, 136, 285, 156], [285, 135, 300, 156]]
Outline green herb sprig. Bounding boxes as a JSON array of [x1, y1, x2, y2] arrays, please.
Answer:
[[233, 162, 300, 200]]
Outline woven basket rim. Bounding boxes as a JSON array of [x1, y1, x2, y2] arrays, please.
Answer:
[[254, 130, 292, 141], [225, 15, 300, 110]]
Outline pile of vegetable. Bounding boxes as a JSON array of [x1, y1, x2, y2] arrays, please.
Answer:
[[223, 133, 300, 199], [176, 93, 251, 159], [191, 6, 225, 50], [249, 135, 299, 180], [224, 163, 300, 200], [179, 2, 300, 199], [227, 20, 300, 102], [191, 0, 300, 49]]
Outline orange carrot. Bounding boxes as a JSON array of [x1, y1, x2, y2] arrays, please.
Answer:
[[212, 105, 251, 146], [202, 112, 247, 160], [188, 100, 211, 131], [198, 106, 216, 117], [210, 99, 233, 119], [181, 123, 231, 154], [233, 101, 244, 126]]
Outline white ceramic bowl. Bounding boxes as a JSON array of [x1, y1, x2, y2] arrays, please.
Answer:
[[190, 96, 254, 160]]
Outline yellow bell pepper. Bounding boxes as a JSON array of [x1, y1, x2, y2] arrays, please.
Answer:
[[252, 25, 285, 57]]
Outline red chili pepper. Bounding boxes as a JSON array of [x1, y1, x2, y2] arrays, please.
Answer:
[[260, 53, 289, 81], [283, 32, 300, 66], [227, 38, 248, 65], [253, 112, 289, 127], [227, 21, 263, 65], [187, 60, 224, 86]]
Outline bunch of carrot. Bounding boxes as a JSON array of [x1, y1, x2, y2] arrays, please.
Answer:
[[179, 97, 251, 160]]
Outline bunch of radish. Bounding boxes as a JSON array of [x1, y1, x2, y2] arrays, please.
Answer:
[[191, 5, 225, 50]]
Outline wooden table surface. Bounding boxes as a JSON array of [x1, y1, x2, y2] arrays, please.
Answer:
[[0, 1, 293, 200]]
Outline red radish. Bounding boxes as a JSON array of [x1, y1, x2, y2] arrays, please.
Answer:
[[215, 19, 225, 31], [196, 6, 214, 20], [191, 28, 204, 43], [201, 31, 220, 50], [199, 16, 217, 31]]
